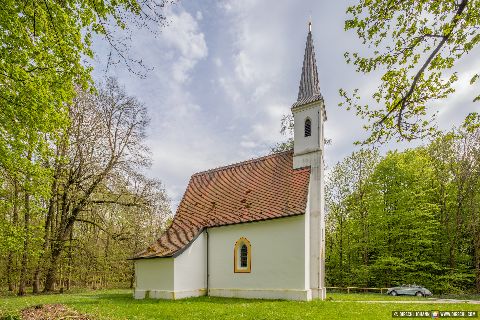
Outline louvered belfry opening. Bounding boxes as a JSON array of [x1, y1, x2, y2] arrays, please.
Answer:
[[304, 118, 311, 137]]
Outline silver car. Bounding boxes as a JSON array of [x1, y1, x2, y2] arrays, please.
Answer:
[[386, 284, 432, 297]]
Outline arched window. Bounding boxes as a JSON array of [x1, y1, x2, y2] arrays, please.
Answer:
[[234, 237, 251, 273], [304, 118, 311, 137], [240, 244, 248, 267]]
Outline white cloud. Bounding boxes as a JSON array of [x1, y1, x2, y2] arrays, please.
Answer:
[[436, 53, 480, 126], [215, 0, 297, 151], [214, 57, 223, 67], [240, 140, 258, 149], [234, 50, 256, 84], [93, 0, 480, 214], [217, 0, 257, 13], [92, 0, 369, 211], [160, 9, 208, 84]]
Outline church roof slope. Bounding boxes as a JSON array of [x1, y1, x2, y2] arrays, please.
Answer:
[[134, 150, 311, 259]]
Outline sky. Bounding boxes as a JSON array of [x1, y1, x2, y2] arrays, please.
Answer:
[[91, 0, 480, 210]]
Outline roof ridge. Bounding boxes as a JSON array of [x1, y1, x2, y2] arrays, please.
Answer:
[[191, 149, 293, 177]]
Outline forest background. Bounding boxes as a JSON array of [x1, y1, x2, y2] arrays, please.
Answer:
[[325, 126, 480, 294]]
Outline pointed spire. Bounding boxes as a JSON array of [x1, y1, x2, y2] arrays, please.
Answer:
[[292, 22, 323, 109]]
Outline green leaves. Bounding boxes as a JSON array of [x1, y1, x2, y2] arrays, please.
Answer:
[[326, 128, 480, 291], [462, 112, 480, 132], [341, 0, 480, 144], [470, 73, 479, 85], [0, 0, 173, 294]]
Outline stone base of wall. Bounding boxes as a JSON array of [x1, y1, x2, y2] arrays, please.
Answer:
[[208, 288, 312, 301], [134, 288, 207, 300], [134, 288, 320, 301]]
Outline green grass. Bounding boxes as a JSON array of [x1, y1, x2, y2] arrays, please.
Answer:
[[1, 289, 478, 320]]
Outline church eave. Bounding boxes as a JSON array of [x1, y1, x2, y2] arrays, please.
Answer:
[[291, 97, 327, 122], [291, 94, 323, 109], [131, 211, 308, 260]]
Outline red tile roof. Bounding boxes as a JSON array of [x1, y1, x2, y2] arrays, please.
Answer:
[[134, 150, 311, 259]]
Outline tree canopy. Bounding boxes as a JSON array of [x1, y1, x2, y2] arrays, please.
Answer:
[[0, 0, 170, 182], [0, 78, 172, 294], [341, 0, 480, 144], [0, 0, 173, 294], [326, 125, 480, 293]]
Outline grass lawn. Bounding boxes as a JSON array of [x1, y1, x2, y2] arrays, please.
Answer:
[[1, 289, 479, 320]]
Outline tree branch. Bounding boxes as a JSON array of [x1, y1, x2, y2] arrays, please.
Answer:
[[75, 218, 107, 233], [376, 0, 469, 138]]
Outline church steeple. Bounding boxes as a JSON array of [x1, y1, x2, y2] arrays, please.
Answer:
[[292, 22, 323, 109], [291, 21, 327, 301]]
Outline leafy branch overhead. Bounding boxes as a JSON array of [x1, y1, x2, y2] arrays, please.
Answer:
[[341, 0, 480, 144], [0, 0, 173, 172]]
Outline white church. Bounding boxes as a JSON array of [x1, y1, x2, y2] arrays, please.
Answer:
[[133, 24, 327, 301]]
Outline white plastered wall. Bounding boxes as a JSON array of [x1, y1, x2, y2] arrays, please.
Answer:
[[134, 257, 174, 299], [293, 103, 322, 157], [173, 232, 207, 298], [134, 232, 207, 299], [208, 215, 311, 301], [134, 215, 311, 301], [292, 100, 327, 300]]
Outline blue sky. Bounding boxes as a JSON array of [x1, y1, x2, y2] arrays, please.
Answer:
[[91, 0, 480, 209]]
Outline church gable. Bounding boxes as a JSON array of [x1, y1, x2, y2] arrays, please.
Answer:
[[134, 150, 311, 259]]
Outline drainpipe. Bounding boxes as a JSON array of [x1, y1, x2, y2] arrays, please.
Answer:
[[206, 228, 209, 296], [316, 110, 325, 299]]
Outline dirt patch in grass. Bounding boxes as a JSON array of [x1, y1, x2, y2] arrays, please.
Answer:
[[21, 304, 92, 320]]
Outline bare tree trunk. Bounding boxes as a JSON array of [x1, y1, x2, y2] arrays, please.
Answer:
[[6, 252, 15, 292], [44, 178, 71, 292], [6, 180, 19, 292], [66, 227, 73, 291], [44, 213, 76, 292], [475, 237, 480, 293], [44, 169, 115, 292], [33, 207, 52, 293], [44, 244, 61, 292], [32, 267, 40, 294], [33, 165, 61, 293], [18, 170, 31, 296]]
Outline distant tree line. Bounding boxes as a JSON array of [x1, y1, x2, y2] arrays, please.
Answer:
[[325, 124, 480, 294]]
